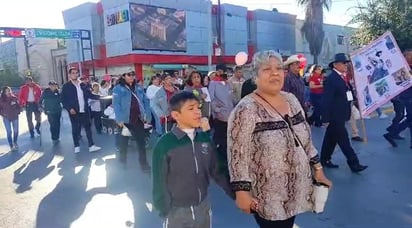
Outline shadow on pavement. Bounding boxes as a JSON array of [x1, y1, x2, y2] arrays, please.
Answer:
[[35, 154, 93, 228], [12, 149, 56, 193]]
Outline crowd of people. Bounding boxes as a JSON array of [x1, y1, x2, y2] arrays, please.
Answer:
[[1, 48, 412, 228]]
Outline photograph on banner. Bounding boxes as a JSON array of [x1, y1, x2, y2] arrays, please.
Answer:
[[350, 31, 412, 117]]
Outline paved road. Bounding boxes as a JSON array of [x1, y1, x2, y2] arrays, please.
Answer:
[[1, 111, 412, 228]]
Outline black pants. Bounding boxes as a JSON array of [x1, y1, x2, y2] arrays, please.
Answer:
[[309, 93, 323, 126], [26, 102, 41, 135], [254, 214, 295, 228], [119, 122, 148, 166], [320, 121, 360, 166], [47, 112, 61, 140], [69, 112, 94, 147], [91, 111, 102, 133], [213, 119, 228, 170], [389, 100, 412, 141], [387, 100, 405, 133]]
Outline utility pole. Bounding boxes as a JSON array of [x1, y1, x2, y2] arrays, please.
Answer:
[[217, 0, 223, 62], [208, 0, 212, 71], [23, 36, 31, 71]]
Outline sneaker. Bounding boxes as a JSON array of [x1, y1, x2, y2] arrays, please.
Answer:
[[13, 143, 19, 150], [379, 113, 388, 119], [89, 145, 101, 153], [74, 147, 81, 154]]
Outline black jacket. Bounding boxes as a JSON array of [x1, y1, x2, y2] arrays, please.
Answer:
[[40, 88, 62, 114], [322, 70, 353, 123], [61, 81, 99, 114], [241, 78, 257, 99]]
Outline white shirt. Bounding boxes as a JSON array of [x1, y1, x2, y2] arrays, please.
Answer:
[[181, 128, 195, 141], [100, 87, 109, 96], [146, 85, 161, 100], [72, 80, 85, 113], [27, 87, 35, 102]]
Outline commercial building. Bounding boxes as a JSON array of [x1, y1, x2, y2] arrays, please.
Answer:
[[61, 0, 355, 82]]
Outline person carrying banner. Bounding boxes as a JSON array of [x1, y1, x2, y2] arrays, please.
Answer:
[[320, 53, 368, 173], [384, 49, 412, 148]]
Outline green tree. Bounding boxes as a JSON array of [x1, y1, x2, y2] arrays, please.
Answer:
[[350, 0, 412, 51], [0, 64, 24, 88], [298, 0, 332, 64]]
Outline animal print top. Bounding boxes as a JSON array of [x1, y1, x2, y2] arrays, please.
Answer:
[[227, 91, 318, 221]]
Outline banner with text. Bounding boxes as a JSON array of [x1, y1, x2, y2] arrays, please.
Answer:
[[350, 31, 412, 117], [129, 3, 186, 52]]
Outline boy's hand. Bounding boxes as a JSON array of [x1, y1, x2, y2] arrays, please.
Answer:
[[200, 117, 210, 132]]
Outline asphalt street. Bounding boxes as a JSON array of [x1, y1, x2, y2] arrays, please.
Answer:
[[0, 110, 412, 228]]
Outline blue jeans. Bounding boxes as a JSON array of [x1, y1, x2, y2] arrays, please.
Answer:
[[3, 118, 19, 147]]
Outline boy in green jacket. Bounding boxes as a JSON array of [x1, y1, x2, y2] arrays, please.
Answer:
[[152, 91, 234, 228]]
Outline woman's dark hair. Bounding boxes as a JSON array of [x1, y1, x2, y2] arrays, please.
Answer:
[[202, 75, 210, 87], [149, 75, 159, 86], [1, 86, 12, 100], [118, 72, 136, 88], [100, 80, 108, 87], [186, 71, 201, 87], [309, 64, 322, 74]]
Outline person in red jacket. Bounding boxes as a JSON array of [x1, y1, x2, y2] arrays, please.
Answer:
[[19, 77, 42, 138]]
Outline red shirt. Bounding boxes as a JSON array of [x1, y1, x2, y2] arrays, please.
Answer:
[[309, 73, 324, 94]]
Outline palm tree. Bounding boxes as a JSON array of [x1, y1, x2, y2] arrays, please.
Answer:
[[297, 0, 332, 64]]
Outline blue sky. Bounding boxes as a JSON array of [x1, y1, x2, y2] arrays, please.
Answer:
[[0, 0, 360, 36]]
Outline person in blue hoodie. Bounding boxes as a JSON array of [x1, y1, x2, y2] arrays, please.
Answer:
[[113, 71, 151, 171]]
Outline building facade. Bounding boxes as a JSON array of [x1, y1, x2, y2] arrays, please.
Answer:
[[62, 0, 298, 81], [0, 38, 58, 87], [62, 0, 356, 81]]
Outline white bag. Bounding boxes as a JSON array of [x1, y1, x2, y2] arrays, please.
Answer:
[[351, 105, 361, 120], [121, 126, 132, 137], [312, 184, 329, 213]]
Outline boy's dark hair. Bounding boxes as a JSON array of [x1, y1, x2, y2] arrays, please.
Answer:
[[169, 91, 199, 112]]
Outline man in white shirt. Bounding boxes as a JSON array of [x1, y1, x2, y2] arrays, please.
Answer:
[[61, 68, 101, 154]]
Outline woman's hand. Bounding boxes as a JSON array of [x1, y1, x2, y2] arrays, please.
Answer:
[[314, 169, 333, 188], [235, 191, 258, 214], [201, 93, 207, 100]]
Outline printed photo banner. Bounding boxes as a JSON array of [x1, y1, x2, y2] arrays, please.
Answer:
[[350, 31, 412, 117]]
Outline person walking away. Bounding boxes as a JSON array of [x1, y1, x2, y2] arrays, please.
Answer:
[[320, 53, 368, 172], [40, 80, 62, 144], [152, 73, 179, 134], [19, 76, 42, 138], [113, 72, 152, 171], [0, 86, 21, 151], [228, 66, 245, 105], [152, 91, 234, 228], [89, 83, 103, 134], [282, 55, 306, 110], [307, 65, 324, 127], [209, 64, 234, 172], [61, 67, 101, 154]]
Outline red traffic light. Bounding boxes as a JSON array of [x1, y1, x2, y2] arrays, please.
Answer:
[[0, 28, 25, 38], [5, 29, 23, 37]]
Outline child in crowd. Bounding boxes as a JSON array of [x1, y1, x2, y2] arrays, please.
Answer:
[[89, 83, 102, 134], [152, 91, 234, 228]]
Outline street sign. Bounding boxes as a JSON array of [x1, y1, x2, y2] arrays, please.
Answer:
[[25, 28, 80, 39]]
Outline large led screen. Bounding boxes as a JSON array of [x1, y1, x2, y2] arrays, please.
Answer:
[[130, 3, 186, 51]]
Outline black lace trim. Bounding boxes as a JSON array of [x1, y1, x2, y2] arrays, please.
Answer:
[[253, 112, 306, 134], [253, 121, 287, 133], [291, 111, 305, 125], [309, 155, 320, 165], [231, 181, 252, 192]]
